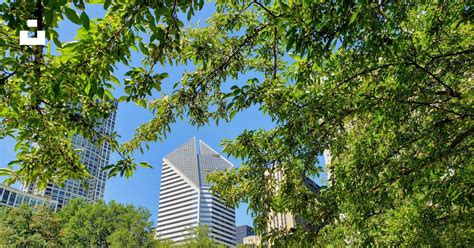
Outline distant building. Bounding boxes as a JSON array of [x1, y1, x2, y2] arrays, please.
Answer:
[[236, 225, 255, 244], [0, 184, 58, 211], [266, 170, 320, 246], [243, 235, 261, 247], [23, 101, 117, 209], [155, 138, 236, 247]]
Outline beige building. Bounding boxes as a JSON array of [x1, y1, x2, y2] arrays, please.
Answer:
[[243, 235, 261, 247], [263, 170, 320, 246], [267, 212, 297, 231]]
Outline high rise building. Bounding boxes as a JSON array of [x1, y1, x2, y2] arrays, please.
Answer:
[[155, 138, 236, 247], [267, 177, 319, 232], [23, 102, 117, 209], [243, 235, 261, 247], [265, 171, 320, 247], [1, 184, 58, 211], [236, 225, 255, 244]]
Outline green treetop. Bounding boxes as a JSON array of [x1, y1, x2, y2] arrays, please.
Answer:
[[1, 1, 472, 246]]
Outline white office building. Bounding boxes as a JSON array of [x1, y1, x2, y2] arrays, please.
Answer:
[[156, 137, 236, 247]]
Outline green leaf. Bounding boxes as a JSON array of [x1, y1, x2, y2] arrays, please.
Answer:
[[101, 164, 115, 171], [349, 11, 359, 24], [118, 96, 128, 102], [80, 12, 90, 30], [85, 0, 105, 3], [153, 72, 168, 80], [139, 162, 153, 169], [64, 7, 81, 25], [136, 99, 147, 108], [85, 82, 91, 94], [104, 90, 113, 99], [139, 42, 148, 55], [104, 0, 112, 9], [108, 166, 120, 178]]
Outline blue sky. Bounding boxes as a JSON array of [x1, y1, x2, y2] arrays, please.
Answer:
[[1, 2, 327, 227]]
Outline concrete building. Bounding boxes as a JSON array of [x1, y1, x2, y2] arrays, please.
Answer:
[[23, 102, 117, 209], [243, 235, 261, 247], [155, 138, 236, 247], [0, 184, 58, 211], [265, 170, 320, 246], [267, 177, 319, 232], [236, 225, 255, 244]]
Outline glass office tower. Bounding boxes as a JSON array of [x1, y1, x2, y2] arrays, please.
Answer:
[[23, 102, 117, 209], [1, 184, 58, 211], [156, 138, 236, 247]]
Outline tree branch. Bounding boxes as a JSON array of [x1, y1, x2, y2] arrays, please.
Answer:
[[34, 0, 43, 78], [273, 26, 278, 79], [449, 127, 473, 149], [428, 49, 474, 64], [412, 62, 461, 98], [253, 0, 277, 18], [200, 23, 268, 84], [337, 63, 396, 87]]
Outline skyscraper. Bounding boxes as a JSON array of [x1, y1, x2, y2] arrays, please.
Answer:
[[23, 102, 117, 209], [236, 225, 255, 244], [266, 171, 320, 247], [155, 137, 236, 247]]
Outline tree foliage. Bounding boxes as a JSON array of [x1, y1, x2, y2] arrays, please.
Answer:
[[0, 199, 160, 247], [0, 202, 232, 248], [125, 1, 471, 246], [1, 0, 473, 246], [0, 0, 204, 186], [180, 225, 226, 248], [59, 199, 157, 247], [0, 205, 62, 247]]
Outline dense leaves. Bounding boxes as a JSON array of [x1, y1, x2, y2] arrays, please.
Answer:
[[0, 201, 230, 247], [1, 0, 473, 246], [123, 1, 472, 246], [0, 0, 203, 186], [59, 199, 157, 247], [0, 199, 158, 247], [0, 205, 62, 247]]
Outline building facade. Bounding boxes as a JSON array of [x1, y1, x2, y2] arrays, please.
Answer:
[[236, 225, 255, 244], [267, 177, 319, 232], [243, 235, 261, 247], [23, 103, 117, 209], [156, 138, 236, 247], [1, 184, 58, 211], [265, 171, 320, 246]]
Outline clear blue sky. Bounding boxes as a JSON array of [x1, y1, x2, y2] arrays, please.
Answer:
[[0, 2, 327, 227]]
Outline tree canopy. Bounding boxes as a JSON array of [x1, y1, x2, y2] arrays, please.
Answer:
[[0, 199, 158, 247], [0, 201, 231, 247], [0, 205, 62, 247], [0, 0, 203, 186], [0, 0, 472, 246]]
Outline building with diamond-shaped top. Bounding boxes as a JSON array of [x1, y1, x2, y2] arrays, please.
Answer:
[[155, 137, 236, 247]]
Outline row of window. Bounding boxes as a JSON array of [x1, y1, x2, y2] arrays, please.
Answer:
[[0, 187, 57, 211]]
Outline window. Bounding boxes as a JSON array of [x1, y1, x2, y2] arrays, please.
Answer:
[[8, 192, 16, 205], [1, 190, 10, 204], [15, 195, 24, 206]]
